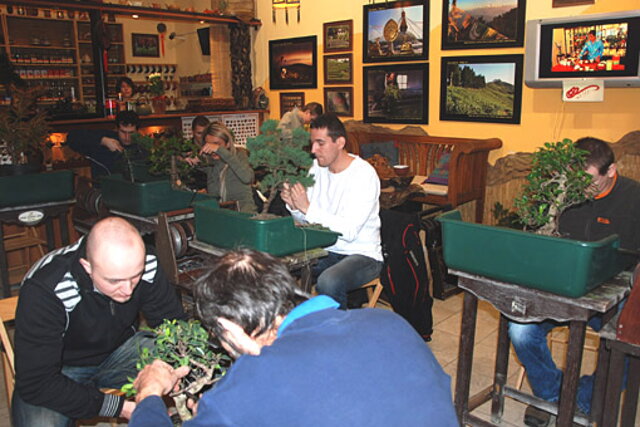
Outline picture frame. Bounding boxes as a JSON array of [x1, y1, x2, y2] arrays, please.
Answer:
[[324, 87, 354, 117], [442, 0, 526, 50], [363, 63, 428, 124], [279, 92, 306, 118], [552, 0, 594, 7], [363, 0, 428, 63], [440, 54, 523, 124], [324, 54, 353, 84], [323, 20, 353, 52], [131, 33, 159, 57], [269, 36, 318, 90]]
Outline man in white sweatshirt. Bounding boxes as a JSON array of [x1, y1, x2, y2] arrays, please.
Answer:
[[281, 113, 383, 308]]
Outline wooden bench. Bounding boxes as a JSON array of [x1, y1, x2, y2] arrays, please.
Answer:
[[345, 122, 502, 223]]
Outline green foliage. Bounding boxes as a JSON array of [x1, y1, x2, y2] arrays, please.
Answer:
[[148, 72, 165, 97], [121, 319, 231, 422], [491, 202, 524, 229], [247, 119, 314, 214], [514, 139, 592, 236], [446, 83, 514, 118], [0, 85, 50, 165], [131, 133, 200, 187]]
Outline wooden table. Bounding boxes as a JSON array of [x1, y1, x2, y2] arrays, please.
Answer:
[[452, 269, 631, 427], [0, 199, 75, 298]]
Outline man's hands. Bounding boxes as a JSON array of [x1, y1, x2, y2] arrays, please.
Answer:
[[133, 360, 190, 404], [100, 136, 124, 152], [200, 141, 221, 156], [120, 400, 136, 419], [281, 182, 310, 214]]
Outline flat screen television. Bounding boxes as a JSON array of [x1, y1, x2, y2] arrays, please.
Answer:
[[525, 11, 640, 88]]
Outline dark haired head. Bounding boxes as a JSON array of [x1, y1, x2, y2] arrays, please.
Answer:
[[192, 116, 210, 131], [303, 102, 323, 118], [194, 248, 309, 351], [115, 110, 140, 129], [116, 76, 135, 94], [310, 113, 347, 142], [589, 30, 596, 37], [574, 137, 614, 175]]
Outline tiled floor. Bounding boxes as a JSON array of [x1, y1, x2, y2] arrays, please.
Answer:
[[0, 292, 636, 426]]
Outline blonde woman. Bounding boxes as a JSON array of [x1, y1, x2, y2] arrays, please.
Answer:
[[198, 123, 257, 213]]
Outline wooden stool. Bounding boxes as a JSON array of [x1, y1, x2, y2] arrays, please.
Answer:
[[360, 278, 385, 308]]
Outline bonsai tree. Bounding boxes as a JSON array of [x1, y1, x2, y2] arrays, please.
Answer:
[[121, 319, 231, 422], [514, 139, 592, 236], [0, 85, 50, 167], [131, 132, 200, 188], [246, 120, 314, 214]]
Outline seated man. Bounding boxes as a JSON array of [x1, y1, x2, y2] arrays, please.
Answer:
[[277, 101, 323, 139], [12, 217, 186, 426], [509, 137, 640, 426], [67, 110, 142, 180], [281, 113, 383, 308], [129, 248, 458, 426]]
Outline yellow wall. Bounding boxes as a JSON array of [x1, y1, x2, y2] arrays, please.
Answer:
[[252, 0, 639, 162]]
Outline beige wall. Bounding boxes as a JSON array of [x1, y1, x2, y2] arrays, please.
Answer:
[[252, 0, 639, 163]]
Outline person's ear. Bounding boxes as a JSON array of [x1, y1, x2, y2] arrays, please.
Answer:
[[79, 258, 92, 276], [217, 317, 262, 356], [606, 163, 617, 178], [335, 136, 346, 150]]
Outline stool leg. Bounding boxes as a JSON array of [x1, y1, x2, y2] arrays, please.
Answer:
[[454, 292, 478, 423]]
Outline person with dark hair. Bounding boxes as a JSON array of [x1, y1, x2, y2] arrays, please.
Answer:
[[190, 115, 210, 146], [277, 101, 323, 139], [128, 248, 458, 427], [579, 29, 604, 62], [67, 110, 142, 180], [11, 217, 186, 426], [116, 76, 136, 101], [509, 137, 640, 426], [281, 113, 383, 308]]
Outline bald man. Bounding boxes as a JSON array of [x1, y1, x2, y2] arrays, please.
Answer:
[[12, 217, 186, 427]]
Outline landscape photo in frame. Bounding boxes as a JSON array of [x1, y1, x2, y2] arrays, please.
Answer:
[[324, 54, 353, 84], [269, 36, 318, 90], [363, 0, 428, 63], [323, 20, 353, 52], [440, 54, 523, 124], [442, 0, 526, 50], [364, 63, 428, 124]]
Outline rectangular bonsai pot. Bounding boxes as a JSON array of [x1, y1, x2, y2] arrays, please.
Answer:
[[100, 175, 216, 217], [437, 210, 635, 298], [194, 200, 340, 256], [0, 170, 74, 208]]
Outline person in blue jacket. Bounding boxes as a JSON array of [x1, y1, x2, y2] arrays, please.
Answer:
[[129, 248, 459, 427]]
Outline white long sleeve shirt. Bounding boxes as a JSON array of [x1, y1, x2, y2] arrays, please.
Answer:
[[289, 155, 383, 261]]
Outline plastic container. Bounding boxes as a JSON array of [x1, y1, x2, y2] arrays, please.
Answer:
[[194, 200, 340, 256], [437, 210, 635, 298], [100, 175, 216, 217], [0, 170, 74, 207]]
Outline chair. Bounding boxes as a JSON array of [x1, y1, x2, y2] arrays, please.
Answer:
[[0, 296, 19, 408], [515, 326, 600, 389], [359, 278, 385, 308], [3, 226, 46, 287]]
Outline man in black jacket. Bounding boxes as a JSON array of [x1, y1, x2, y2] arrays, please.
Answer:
[[11, 217, 186, 426], [67, 110, 141, 181]]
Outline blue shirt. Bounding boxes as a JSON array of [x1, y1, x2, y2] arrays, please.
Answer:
[[580, 39, 604, 61]]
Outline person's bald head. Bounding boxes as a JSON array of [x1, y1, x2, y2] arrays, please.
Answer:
[[80, 217, 146, 303]]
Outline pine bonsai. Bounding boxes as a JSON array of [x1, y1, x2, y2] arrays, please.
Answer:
[[514, 139, 592, 236], [246, 120, 314, 215], [121, 319, 231, 423]]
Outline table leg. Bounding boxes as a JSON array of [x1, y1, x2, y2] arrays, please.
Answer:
[[299, 263, 313, 294], [557, 320, 586, 427], [491, 314, 510, 423], [44, 217, 55, 252], [0, 224, 10, 298], [454, 291, 478, 422], [620, 354, 640, 427], [590, 337, 611, 426], [59, 211, 70, 246]]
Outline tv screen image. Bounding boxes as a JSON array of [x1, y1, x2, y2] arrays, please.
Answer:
[[525, 11, 640, 87]]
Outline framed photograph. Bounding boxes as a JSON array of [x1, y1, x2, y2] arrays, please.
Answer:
[[440, 54, 523, 124], [324, 54, 353, 84], [442, 0, 526, 50], [552, 0, 594, 7], [324, 87, 354, 117], [363, 0, 428, 63], [279, 92, 305, 118], [323, 20, 353, 52], [363, 63, 428, 124], [131, 33, 159, 57], [269, 36, 318, 90]]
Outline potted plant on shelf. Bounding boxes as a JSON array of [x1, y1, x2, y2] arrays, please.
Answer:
[[438, 138, 634, 298], [194, 120, 340, 256], [148, 72, 166, 115], [121, 319, 231, 422], [0, 85, 74, 207]]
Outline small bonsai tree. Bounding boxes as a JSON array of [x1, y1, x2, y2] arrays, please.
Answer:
[[121, 319, 231, 422], [514, 139, 592, 236], [246, 120, 314, 214], [0, 85, 50, 166]]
